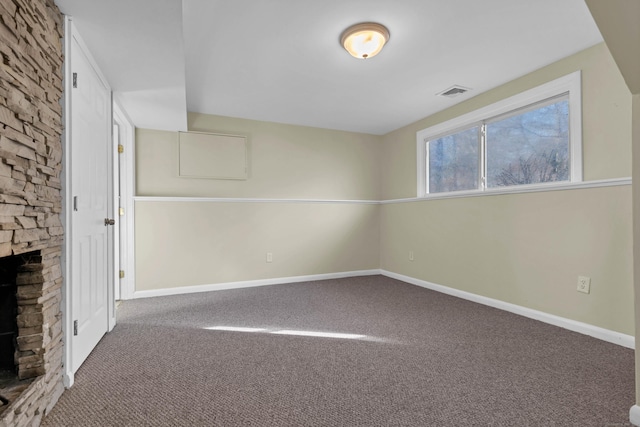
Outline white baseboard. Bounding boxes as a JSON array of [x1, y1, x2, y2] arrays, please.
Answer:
[[381, 270, 635, 349], [63, 370, 74, 388], [133, 269, 382, 299], [630, 405, 640, 426]]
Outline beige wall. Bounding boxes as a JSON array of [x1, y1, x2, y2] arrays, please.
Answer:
[[379, 43, 634, 335], [137, 113, 382, 200], [135, 201, 379, 290], [582, 2, 640, 411], [380, 186, 633, 334], [135, 115, 382, 290], [381, 43, 631, 200]]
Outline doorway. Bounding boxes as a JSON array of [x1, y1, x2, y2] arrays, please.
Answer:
[[112, 103, 135, 301]]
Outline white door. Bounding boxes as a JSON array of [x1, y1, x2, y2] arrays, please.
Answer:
[[69, 31, 113, 373]]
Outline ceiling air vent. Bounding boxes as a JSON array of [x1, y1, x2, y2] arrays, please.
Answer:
[[437, 85, 471, 98]]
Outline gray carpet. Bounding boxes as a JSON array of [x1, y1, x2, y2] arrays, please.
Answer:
[[42, 276, 634, 426]]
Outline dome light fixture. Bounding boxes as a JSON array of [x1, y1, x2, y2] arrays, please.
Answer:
[[340, 22, 390, 59]]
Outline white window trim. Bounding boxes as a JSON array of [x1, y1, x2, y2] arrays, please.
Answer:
[[416, 71, 582, 197]]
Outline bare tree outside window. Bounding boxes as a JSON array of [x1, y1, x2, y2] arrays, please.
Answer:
[[486, 100, 569, 187]]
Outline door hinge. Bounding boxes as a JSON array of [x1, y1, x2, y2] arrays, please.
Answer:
[[118, 144, 124, 154], [72, 72, 77, 88], [119, 207, 125, 216], [119, 270, 125, 279], [73, 320, 78, 336]]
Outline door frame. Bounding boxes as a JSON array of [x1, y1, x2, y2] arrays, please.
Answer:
[[113, 101, 136, 300], [112, 121, 120, 302], [62, 17, 117, 387]]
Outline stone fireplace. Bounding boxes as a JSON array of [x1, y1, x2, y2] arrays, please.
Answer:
[[0, 250, 62, 406], [0, 0, 66, 425]]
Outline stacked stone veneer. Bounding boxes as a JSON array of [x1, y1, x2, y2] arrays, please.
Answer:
[[0, 0, 65, 426]]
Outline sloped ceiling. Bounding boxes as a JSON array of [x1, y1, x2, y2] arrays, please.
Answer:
[[55, 0, 603, 135], [585, 0, 640, 95]]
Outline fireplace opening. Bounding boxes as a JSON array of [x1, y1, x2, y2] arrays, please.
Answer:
[[0, 252, 40, 415], [0, 255, 20, 373]]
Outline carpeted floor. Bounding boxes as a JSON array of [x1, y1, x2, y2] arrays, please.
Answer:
[[42, 276, 634, 426]]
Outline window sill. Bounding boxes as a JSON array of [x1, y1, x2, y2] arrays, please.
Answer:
[[382, 177, 631, 204]]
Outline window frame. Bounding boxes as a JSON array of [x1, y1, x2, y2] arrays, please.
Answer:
[[416, 71, 582, 198]]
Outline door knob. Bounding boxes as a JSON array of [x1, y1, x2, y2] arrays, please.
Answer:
[[104, 218, 115, 226]]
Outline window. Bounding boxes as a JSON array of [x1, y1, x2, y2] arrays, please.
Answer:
[[417, 72, 581, 197], [486, 97, 569, 188], [428, 126, 479, 193]]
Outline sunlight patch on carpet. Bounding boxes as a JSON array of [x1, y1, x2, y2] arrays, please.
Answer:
[[204, 326, 368, 341], [271, 330, 365, 340], [205, 326, 267, 333]]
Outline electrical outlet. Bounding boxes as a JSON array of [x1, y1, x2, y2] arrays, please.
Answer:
[[409, 251, 414, 261], [266, 252, 273, 263], [577, 276, 590, 294]]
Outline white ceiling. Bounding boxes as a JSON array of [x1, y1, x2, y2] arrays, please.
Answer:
[[55, 0, 603, 135], [56, 0, 187, 131]]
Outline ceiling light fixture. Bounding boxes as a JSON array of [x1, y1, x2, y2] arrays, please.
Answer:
[[340, 22, 390, 59]]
